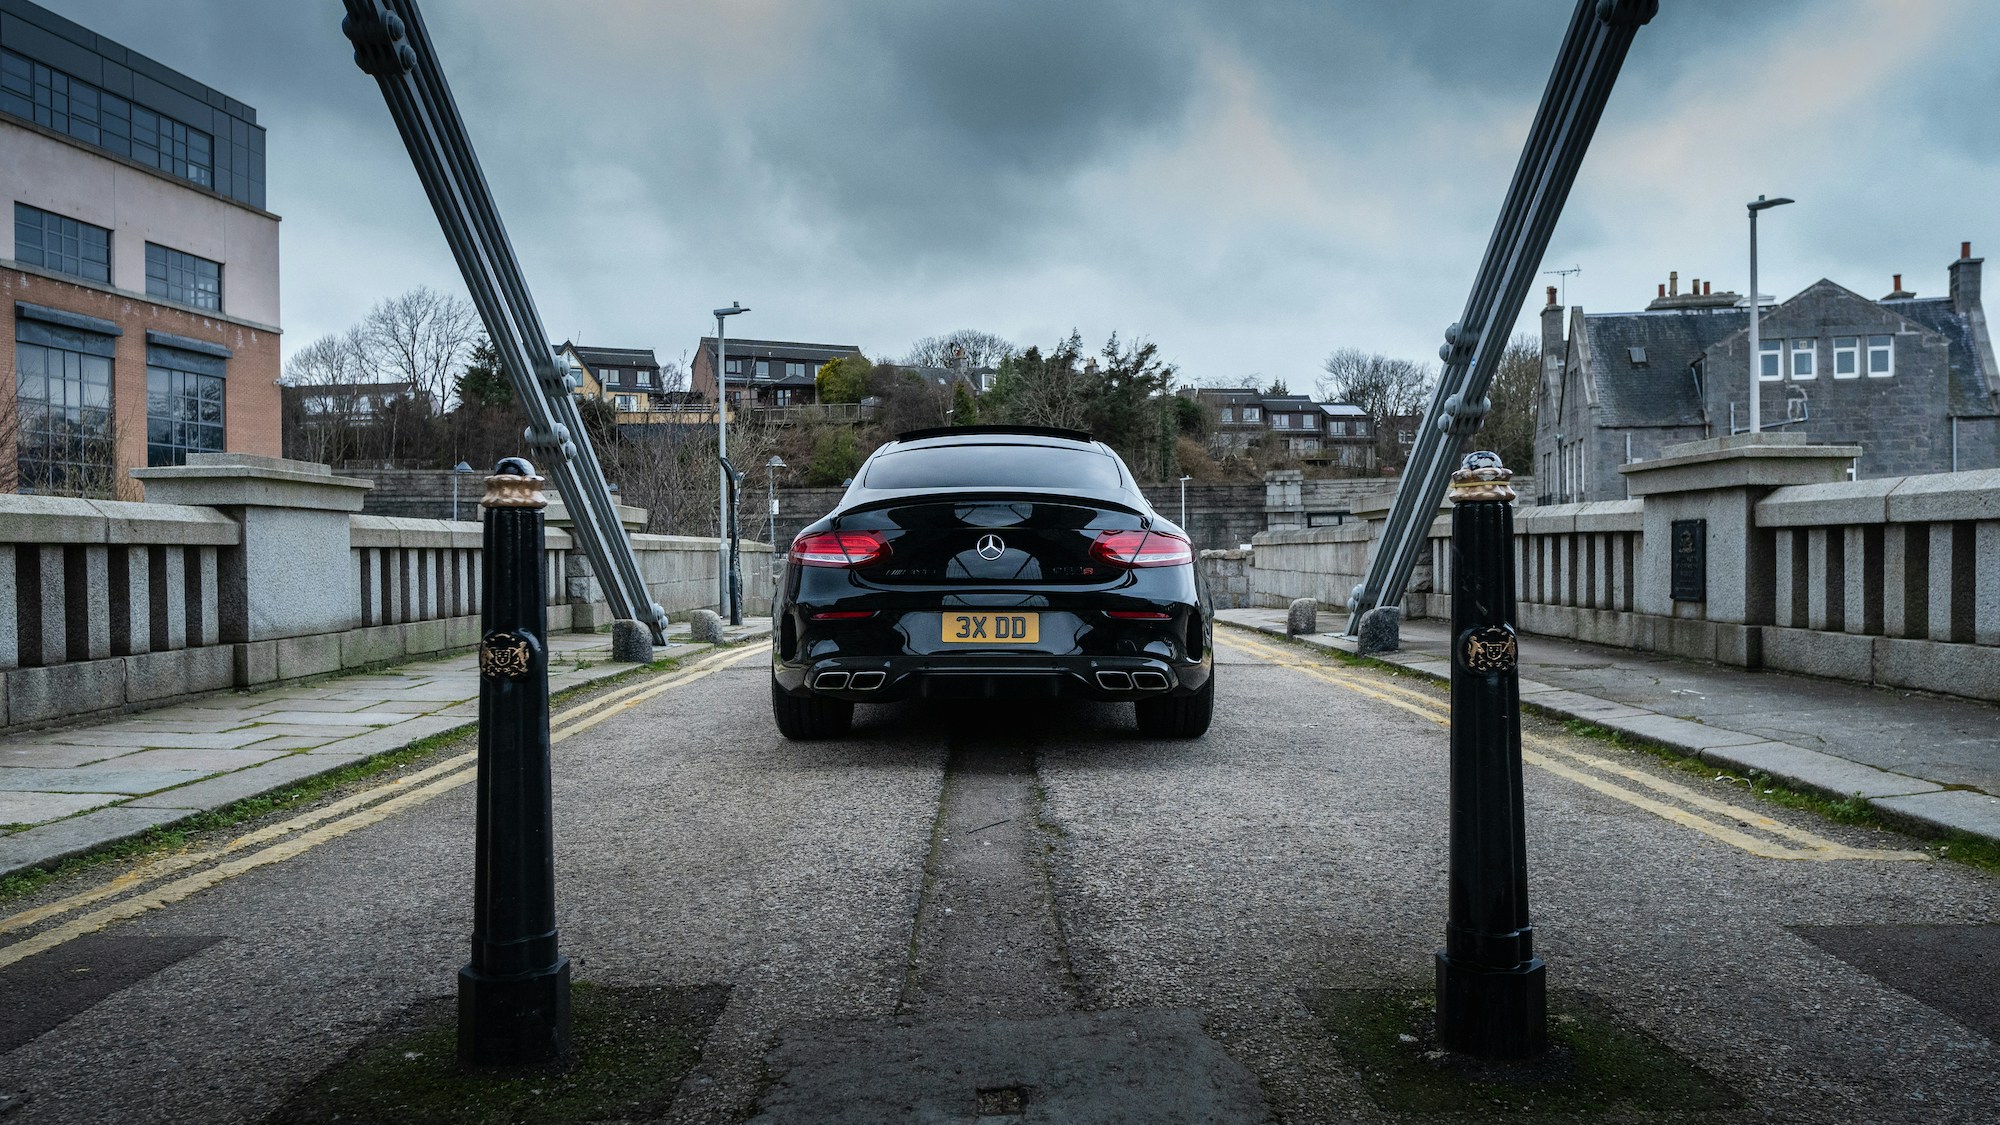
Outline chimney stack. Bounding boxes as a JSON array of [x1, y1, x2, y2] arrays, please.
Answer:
[[1546, 285, 1558, 307], [1657, 283, 1666, 298], [1949, 241, 1982, 316], [1703, 281, 1712, 296], [1669, 271, 1678, 296]]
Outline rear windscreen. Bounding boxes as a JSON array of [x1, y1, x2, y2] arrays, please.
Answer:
[[863, 444, 1125, 491]]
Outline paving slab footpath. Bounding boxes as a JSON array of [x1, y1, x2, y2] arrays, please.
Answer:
[[1217, 608, 2000, 847], [0, 619, 773, 880]]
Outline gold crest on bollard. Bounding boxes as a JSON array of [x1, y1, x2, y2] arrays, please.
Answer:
[[479, 631, 532, 680]]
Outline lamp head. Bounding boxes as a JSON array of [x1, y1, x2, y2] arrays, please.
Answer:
[[1747, 195, 1795, 213], [713, 301, 749, 318]]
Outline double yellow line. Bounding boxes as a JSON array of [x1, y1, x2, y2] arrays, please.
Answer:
[[0, 642, 770, 969], [1215, 629, 1927, 863]]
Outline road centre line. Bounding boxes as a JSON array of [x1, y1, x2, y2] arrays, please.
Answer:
[[0, 643, 770, 966], [1213, 631, 1926, 863]]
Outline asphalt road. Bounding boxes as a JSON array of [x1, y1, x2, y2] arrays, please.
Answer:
[[2, 630, 1996, 1124]]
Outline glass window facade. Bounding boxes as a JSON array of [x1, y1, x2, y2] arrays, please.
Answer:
[[15, 319, 116, 494], [14, 203, 110, 283], [145, 243, 223, 310], [145, 344, 227, 467], [1, 49, 214, 189]]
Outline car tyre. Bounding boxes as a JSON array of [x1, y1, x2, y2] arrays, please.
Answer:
[[772, 674, 854, 739], [1135, 671, 1213, 739]]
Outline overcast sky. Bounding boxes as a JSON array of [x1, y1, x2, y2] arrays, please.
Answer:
[[60, 0, 2000, 392]]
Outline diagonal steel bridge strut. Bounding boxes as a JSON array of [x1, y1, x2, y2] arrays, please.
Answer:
[[1345, 0, 1656, 642], [341, 0, 669, 644]]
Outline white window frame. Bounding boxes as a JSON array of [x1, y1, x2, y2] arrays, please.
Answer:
[[785, 361, 804, 379], [1832, 337, 1859, 379], [1218, 407, 1233, 422], [1329, 419, 1347, 436], [724, 358, 742, 375], [754, 359, 770, 380], [613, 394, 635, 412], [1867, 334, 1894, 377], [1758, 339, 1783, 381], [1300, 413, 1318, 430], [638, 368, 652, 388], [1790, 338, 1816, 380], [1243, 406, 1261, 423], [1273, 414, 1290, 429]]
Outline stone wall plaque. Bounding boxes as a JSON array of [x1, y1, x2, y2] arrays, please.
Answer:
[[1670, 519, 1707, 602]]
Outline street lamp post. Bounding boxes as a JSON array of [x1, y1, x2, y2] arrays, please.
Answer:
[[713, 302, 749, 619], [1746, 195, 1793, 434], [1178, 474, 1191, 528], [767, 454, 786, 549]]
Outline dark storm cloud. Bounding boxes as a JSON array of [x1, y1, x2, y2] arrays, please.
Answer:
[[732, 0, 1200, 264], [34, 0, 2000, 385]]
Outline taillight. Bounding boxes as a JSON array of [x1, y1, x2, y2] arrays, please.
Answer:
[[791, 530, 891, 568], [810, 610, 877, 621], [1105, 610, 1172, 620], [1090, 529, 1192, 568]]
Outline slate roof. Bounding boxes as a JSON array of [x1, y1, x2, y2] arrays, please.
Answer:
[[699, 337, 862, 364], [1580, 306, 1747, 427], [1883, 297, 1997, 416], [564, 344, 659, 371]]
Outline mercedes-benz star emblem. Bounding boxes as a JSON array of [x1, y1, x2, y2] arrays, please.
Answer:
[[975, 534, 1007, 561]]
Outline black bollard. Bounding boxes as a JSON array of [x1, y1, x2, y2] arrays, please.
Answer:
[[459, 457, 571, 1066], [1435, 450, 1546, 1059]]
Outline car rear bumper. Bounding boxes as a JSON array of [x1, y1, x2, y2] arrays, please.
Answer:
[[773, 651, 1211, 703]]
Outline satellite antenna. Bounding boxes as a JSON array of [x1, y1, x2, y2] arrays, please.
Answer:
[[1543, 264, 1582, 307]]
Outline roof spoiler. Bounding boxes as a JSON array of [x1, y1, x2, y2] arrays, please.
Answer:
[[833, 488, 1148, 520], [892, 424, 1095, 444]]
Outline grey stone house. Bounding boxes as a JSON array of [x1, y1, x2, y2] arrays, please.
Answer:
[[1534, 245, 1997, 503]]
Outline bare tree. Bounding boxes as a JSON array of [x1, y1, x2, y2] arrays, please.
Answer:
[[279, 328, 372, 466], [1004, 333, 1091, 431], [360, 286, 479, 411], [1318, 348, 1437, 471], [904, 329, 1014, 370], [1317, 348, 1437, 417], [0, 378, 19, 495]]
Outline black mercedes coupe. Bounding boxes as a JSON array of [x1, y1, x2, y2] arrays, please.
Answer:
[[769, 426, 1215, 740]]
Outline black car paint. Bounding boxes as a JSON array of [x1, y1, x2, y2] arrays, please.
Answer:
[[771, 434, 1214, 705]]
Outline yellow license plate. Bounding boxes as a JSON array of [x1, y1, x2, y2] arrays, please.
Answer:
[[940, 611, 1040, 644]]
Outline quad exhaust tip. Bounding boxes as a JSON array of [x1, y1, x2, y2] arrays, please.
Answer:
[[812, 671, 851, 690], [1095, 670, 1133, 691], [1130, 671, 1171, 691], [849, 671, 887, 690]]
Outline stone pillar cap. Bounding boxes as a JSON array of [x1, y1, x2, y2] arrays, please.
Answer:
[[1618, 434, 1860, 496], [132, 454, 373, 511]]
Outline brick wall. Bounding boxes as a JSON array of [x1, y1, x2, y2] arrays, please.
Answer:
[[2, 266, 281, 499]]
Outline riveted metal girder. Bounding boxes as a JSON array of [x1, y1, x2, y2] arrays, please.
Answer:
[[341, 0, 668, 644], [1346, 0, 1655, 635]]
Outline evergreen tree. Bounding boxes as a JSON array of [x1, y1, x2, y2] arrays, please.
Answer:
[[949, 381, 978, 426], [454, 336, 513, 408]]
